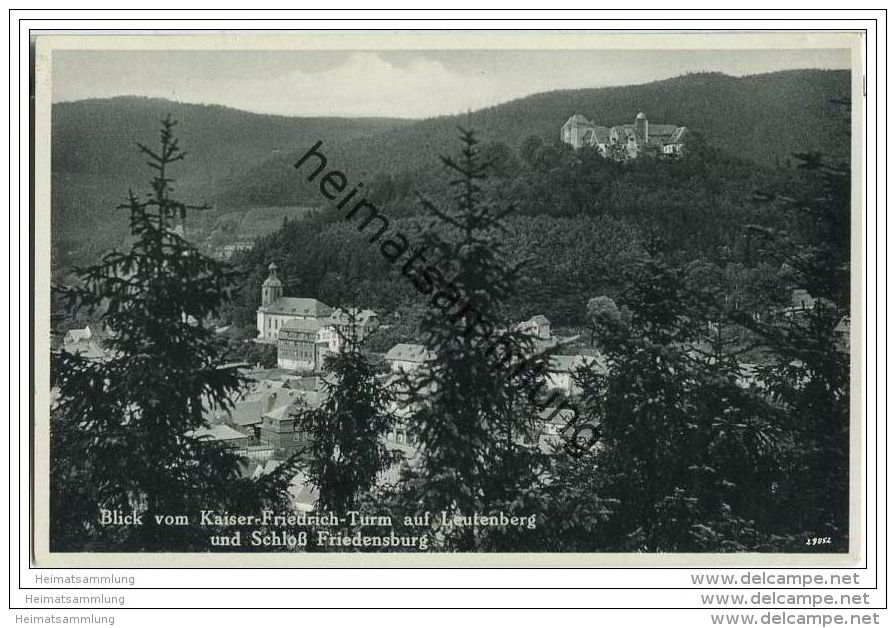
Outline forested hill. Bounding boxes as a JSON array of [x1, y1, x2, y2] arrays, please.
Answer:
[[51, 97, 411, 271], [52, 97, 411, 187], [217, 69, 851, 208], [221, 129, 829, 335], [51, 70, 849, 273]]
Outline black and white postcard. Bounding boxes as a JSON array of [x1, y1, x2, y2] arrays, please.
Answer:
[[32, 31, 865, 566]]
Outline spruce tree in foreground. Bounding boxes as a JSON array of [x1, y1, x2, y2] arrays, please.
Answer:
[[398, 129, 551, 551], [547, 255, 785, 552], [739, 152, 851, 547], [292, 314, 398, 514], [51, 117, 295, 551]]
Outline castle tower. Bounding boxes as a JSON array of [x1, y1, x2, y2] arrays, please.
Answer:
[[635, 112, 648, 143], [261, 262, 283, 308]]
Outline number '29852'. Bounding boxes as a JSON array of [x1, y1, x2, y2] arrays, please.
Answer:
[[806, 537, 832, 546]]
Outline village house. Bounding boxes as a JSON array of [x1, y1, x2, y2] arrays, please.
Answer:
[[385, 343, 434, 373], [212, 241, 253, 260], [385, 403, 417, 451], [316, 307, 379, 354], [209, 378, 306, 442], [315, 325, 342, 356], [277, 319, 324, 372], [217, 398, 267, 442], [190, 424, 251, 450], [60, 324, 111, 360], [784, 288, 817, 317], [258, 390, 324, 454], [545, 354, 607, 395], [258, 404, 300, 451], [257, 262, 333, 342], [834, 316, 851, 353], [517, 314, 552, 340], [527, 407, 579, 452], [64, 325, 92, 344], [249, 459, 285, 481], [561, 112, 687, 160]]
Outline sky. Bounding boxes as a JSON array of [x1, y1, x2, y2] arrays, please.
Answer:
[[51, 48, 852, 119]]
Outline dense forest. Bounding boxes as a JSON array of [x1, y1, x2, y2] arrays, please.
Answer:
[[216, 70, 850, 207], [51, 70, 850, 277], [237, 115, 849, 551], [220, 131, 827, 342], [51, 97, 410, 273], [52, 69, 852, 366], [51, 107, 852, 552]]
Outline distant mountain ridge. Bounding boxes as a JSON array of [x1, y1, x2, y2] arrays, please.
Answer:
[[51, 97, 412, 272], [51, 69, 851, 271], [216, 69, 850, 207], [52, 96, 411, 185]]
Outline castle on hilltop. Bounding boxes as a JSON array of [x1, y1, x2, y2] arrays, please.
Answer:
[[561, 112, 687, 160]]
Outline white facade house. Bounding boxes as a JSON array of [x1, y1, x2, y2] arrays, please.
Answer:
[[385, 343, 434, 373], [316, 308, 379, 355], [64, 325, 92, 344], [517, 314, 552, 341], [545, 355, 607, 395]]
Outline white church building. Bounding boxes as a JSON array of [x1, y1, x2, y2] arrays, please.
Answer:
[[256, 263, 333, 343]]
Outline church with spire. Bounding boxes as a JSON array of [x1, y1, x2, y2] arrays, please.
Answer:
[[256, 262, 333, 343]]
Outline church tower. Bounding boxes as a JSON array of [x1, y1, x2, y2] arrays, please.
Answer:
[[261, 262, 283, 308], [635, 111, 649, 143]]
